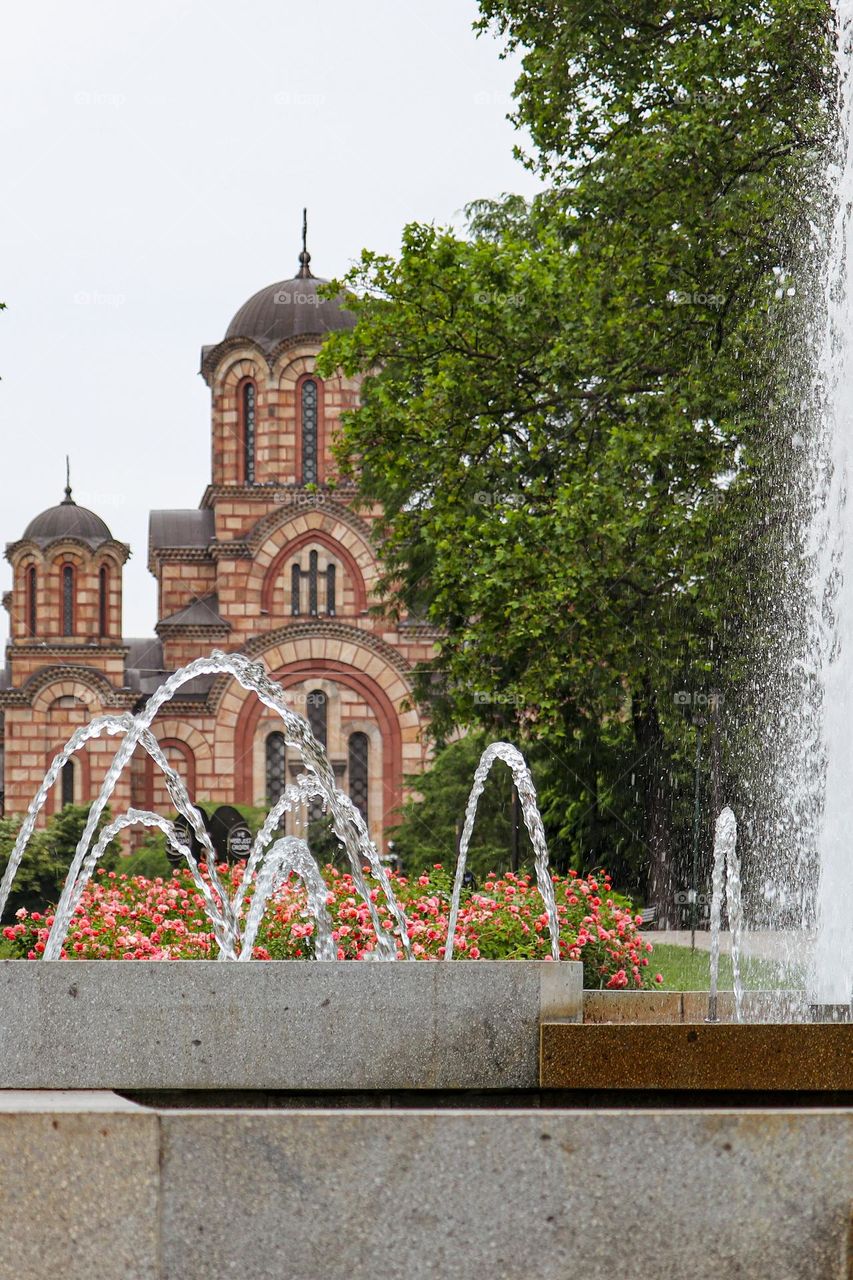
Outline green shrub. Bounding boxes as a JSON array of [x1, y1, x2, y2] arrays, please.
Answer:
[[0, 805, 120, 922]]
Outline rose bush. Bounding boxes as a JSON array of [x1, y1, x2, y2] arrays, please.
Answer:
[[2, 864, 661, 988]]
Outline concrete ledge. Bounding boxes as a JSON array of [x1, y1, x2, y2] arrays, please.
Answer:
[[0, 959, 582, 1090], [541, 1022, 853, 1090], [1, 1093, 850, 1279], [0, 1091, 159, 1280], [158, 1108, 852, 1280]]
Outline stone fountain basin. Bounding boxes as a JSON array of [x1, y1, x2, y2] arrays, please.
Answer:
[[542, 988, 853, 1093], [542, 1019, 853, 1091], [1, 964, 851, 1279], [0, 958, 582, 1091]]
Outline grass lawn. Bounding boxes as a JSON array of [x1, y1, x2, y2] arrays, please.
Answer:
[[649, 943, 798, 991]]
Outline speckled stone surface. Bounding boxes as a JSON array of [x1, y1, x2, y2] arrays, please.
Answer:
[[0, 959, 582, 1090], [541, 1022, 853, 1090], [0, 1091, 159, 1280], [0, 1093, 849, 1278], [158, 1108, 853, 1280]]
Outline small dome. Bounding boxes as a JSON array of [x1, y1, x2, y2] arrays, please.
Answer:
[[23, 487, 113, 548], [224, 242, 355, 352]]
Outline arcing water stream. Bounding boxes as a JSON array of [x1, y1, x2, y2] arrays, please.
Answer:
[[0, 650, 560, 962]]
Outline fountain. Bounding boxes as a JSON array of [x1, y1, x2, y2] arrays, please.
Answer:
[[3, 18, 853, 1278], [800, 0, 853, 1009], [0, 650, 564, 966], [706, 807, 743, 1024], [741, 0, 853, 1014]]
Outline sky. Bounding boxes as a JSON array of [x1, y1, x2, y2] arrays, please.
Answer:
[[0, 0, 539, 640]]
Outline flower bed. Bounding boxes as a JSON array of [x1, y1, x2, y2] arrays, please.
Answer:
[[2, 865, 661, 988]]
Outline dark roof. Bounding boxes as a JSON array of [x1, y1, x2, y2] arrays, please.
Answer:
[[149, 509, 214, 551], [123, 638, 217, 700], [23, 489, 114, 548], [123, 637, 165, 694], [224, 254, 355, 353], [157, 594, 229, 630]]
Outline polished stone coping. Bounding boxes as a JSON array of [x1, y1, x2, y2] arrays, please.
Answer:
[[541, 1021, 853, 1090], [0, 1091, 850, 1280], [0, 959, 582, 1090], [582, 989, 807, 1023]]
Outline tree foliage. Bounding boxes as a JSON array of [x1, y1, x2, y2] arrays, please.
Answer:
[[0, 805, 121, 921], [319, 1, 836, 907]]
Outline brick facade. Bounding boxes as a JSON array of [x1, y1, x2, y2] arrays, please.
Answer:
[[0, 260, 436, 849]]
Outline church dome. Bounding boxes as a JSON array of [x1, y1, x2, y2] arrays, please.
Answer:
[[224, 228, 355, 353], [23, 484, 113, 548]]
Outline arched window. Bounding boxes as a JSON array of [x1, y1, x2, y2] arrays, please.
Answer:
[[242, 380, 257, 485], [61, 759, 75, 808], [291, 550, 336, 616], [61, 565, 75, 637], [99, 566, 109, 637], [348, 732, 369, 823], [301, 378, 318, 485], [26, 565, 37, 637], [306, 689, 327, 747], [308, 550, 318, 616], [265, 731, 286, 806], [306, 689, 327, 823]]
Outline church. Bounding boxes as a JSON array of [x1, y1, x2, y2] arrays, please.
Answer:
[[0, 236, 436, 849]]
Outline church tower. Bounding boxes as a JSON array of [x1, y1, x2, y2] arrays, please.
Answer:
[[0, 222, 436, 847], [1, 474, 134, 816], [145, 223, 435, 844]]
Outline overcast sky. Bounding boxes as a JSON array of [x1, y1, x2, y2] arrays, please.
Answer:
[[0, 0, 538, 641]]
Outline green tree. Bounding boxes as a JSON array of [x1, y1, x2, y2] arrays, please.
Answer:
[[318, 2, 834, 913], [390, 734, 530, 880], [0, 804, 121, 920]]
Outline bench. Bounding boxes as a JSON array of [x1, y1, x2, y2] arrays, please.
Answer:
[[638, 906, 658, 929]]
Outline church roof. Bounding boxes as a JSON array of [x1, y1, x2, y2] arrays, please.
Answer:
[[21, 482, 114, 549], [149, 509, 214, 551], [157, 594, 229, 630], [220, 214, 355, 354], [124, 637, 166, 694], [223, 266, 355, 353], [123, 637, 217, 700]]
